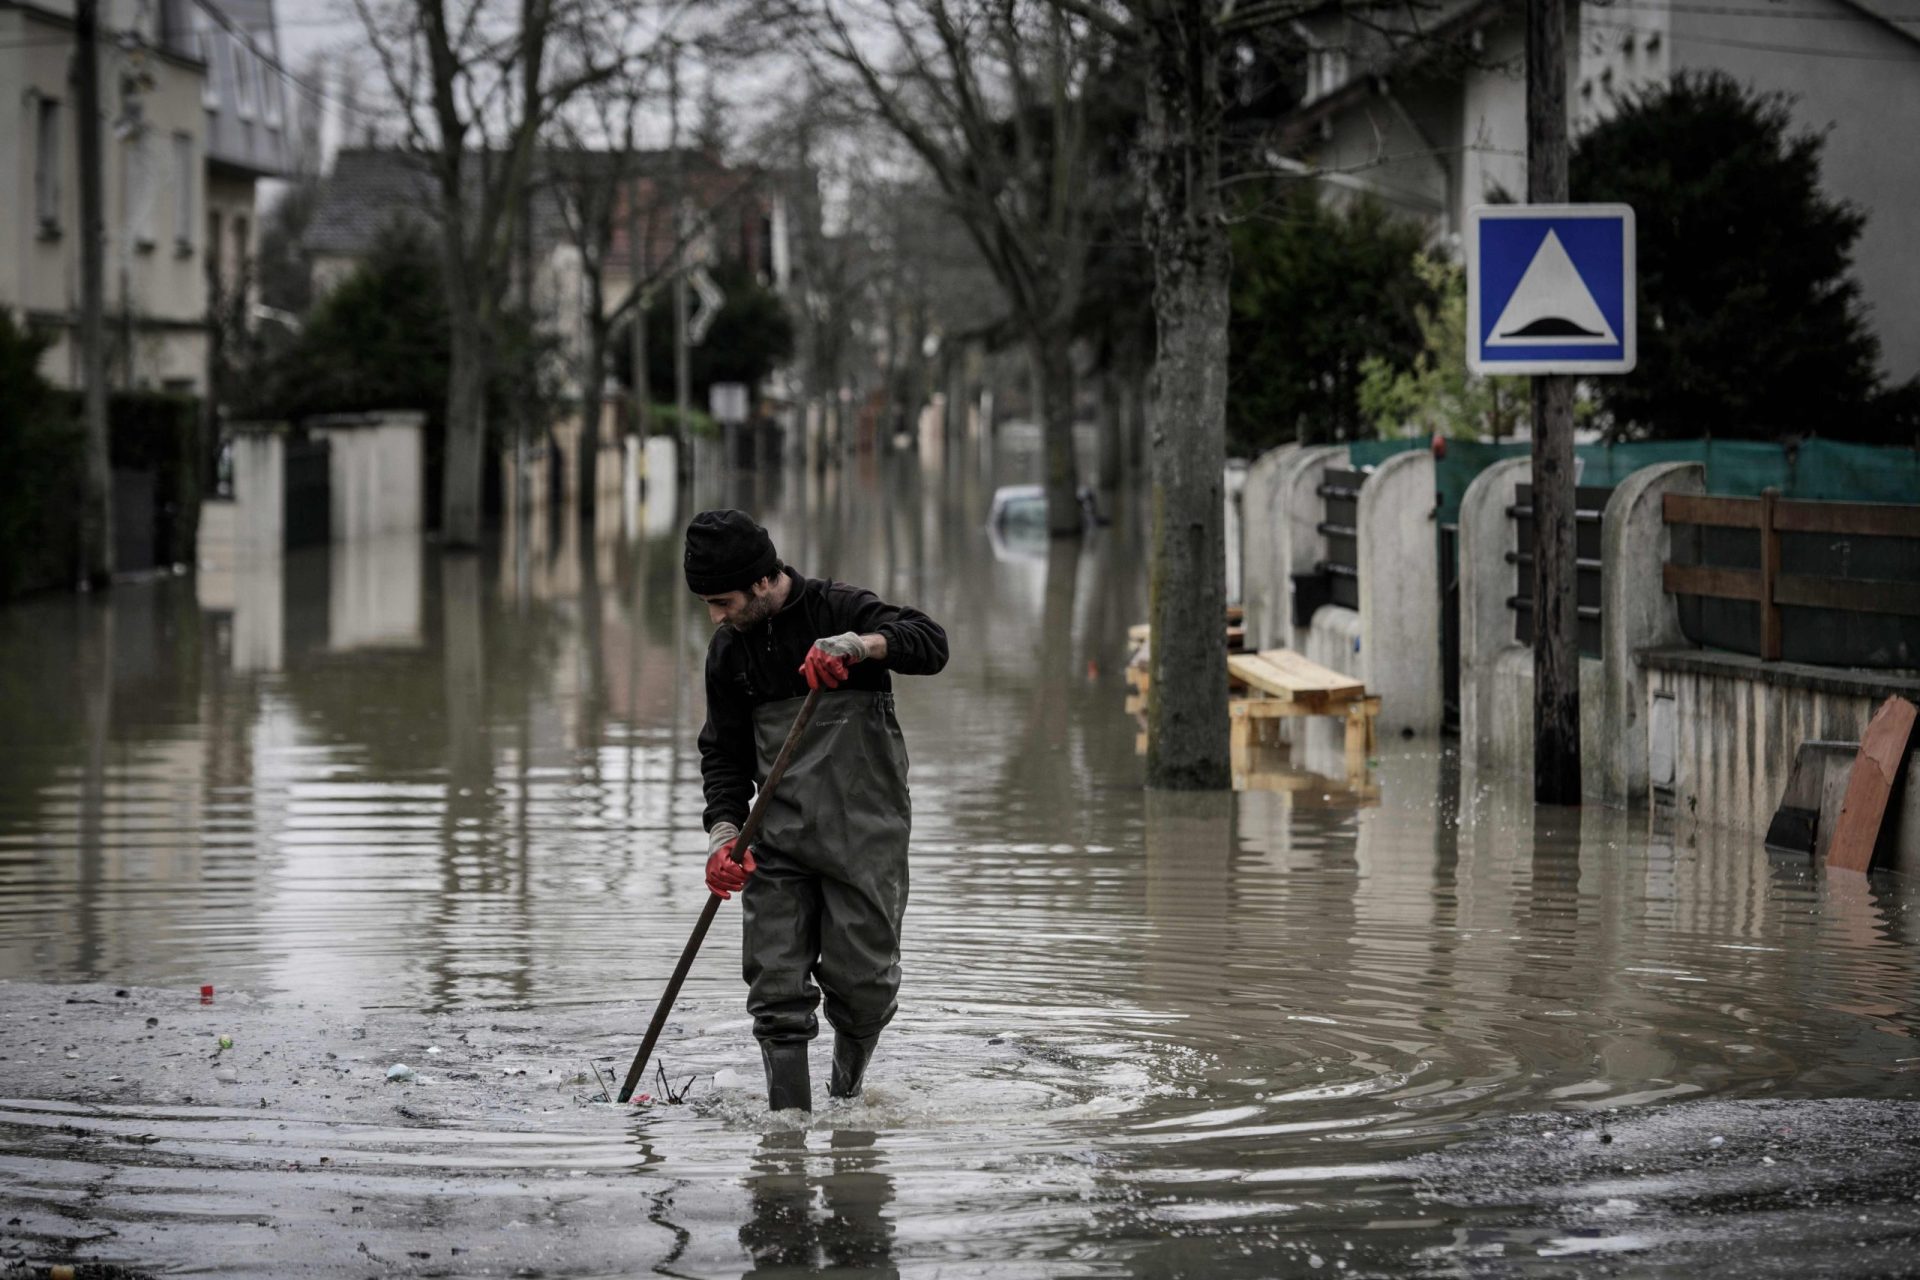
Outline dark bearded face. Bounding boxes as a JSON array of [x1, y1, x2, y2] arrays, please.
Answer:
[[701, 578, 780, 632]]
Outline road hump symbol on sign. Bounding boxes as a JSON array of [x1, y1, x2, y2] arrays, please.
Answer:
[[1487, 229, 1618, 347]]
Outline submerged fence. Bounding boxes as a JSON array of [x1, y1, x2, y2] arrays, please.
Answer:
[[1663, 490, 1920, 668]]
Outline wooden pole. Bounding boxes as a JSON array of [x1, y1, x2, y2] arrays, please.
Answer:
[[616, 687, 822, 1104], [1528, 0, 1580, 804], [74, 0, 113, 590]]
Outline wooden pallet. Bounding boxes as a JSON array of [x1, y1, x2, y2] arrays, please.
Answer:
[[1229, 693, 1379, 782], [1127, 646, 1380, 786]]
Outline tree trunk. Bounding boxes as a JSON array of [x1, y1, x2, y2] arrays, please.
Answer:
[[577, 326, 605, 525], [1031, 327, 1081, 536], [1097, 362, 1124, 493], [443, 311, 488, 548], [1140, 3, 1230, 790], [577, 242, 607, 528]]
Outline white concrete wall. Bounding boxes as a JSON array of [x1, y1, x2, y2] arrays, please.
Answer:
[[1357, 449, 1443, 737], [1597, 462, 1703, 804], [311, 412, 425, 540], [1461, 457, 1699, 800], [1277, 445, 1347, 652], [229, 428, 284, 559], [1647, 653, 1920, 848], [1481, 646, 1606, 791], [1298, 449, 1442, 736], [1240, 444, 1297, 650], [1458, 456, 1530, 766]]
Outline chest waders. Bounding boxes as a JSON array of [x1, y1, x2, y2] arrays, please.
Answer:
[[744, 690, 911, 1111]]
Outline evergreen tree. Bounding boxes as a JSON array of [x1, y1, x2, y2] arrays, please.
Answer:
[[1572, 72, 1885, 440], [615, 259, 795, 412], [1227, 187, 1433, 453]]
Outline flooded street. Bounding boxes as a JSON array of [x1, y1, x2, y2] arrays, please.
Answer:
[[3, 457, 1919, 1278]]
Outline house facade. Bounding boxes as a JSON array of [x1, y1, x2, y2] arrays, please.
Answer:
[[1285, 0, 1920, 382], [0, 0, 288, 394], [303, 147, 794, 399]]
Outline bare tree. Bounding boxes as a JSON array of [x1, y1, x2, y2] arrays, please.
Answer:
[[348, 0, 640, 546], [794, 0, 1119, 536], [548, 73, 659, 524], [548, 22, 777, 518], [1040, 0, 1479, 787]]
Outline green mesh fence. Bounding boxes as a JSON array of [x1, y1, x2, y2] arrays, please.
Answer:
[[1345, 437, 1920, 523]]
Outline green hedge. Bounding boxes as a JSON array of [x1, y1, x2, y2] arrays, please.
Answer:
[[0, 410, 85, 599], [0, 311, 204, 597]]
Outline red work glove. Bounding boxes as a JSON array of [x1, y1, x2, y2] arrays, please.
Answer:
[[706, 836, 756, 899], [799, 647, 849, 690], [799, 632, 866, 690]]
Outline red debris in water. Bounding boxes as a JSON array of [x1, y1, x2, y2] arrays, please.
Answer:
[[631, 1093, 652, 1105], [199, 985, 214, 1005]]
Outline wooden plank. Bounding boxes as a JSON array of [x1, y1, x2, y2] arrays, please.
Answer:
[[1344, 700, 1371, 779], [1231, 697, 1306, 720], [1228, 649, 1364, 700], [1773, 499, 1920, 539], [1260, 648, 1367, 695], [1827, 696, 1918, 874], [1774, 574, 1920, 618], [1663, 562, 1763, 602], [1663, 492, 1761, 529]]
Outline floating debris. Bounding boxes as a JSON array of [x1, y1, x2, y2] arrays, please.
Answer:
[[653, 1060, 696, 1105], [386, 1064, 416, 1083]]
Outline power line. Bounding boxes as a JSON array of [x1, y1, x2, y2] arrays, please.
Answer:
[[1585, 15, 1920, 60], [1593, 0, 1918, 21]]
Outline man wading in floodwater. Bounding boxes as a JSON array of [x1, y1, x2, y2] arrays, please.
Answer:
[[687, 510, 949, 1112]]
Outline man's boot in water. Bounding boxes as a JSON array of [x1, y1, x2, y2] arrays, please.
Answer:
[[828, 1032, 880, 1100], [761, 1040, 812, 1112]]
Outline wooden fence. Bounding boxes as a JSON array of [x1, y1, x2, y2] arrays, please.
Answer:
[[1662, 489, 1920, 662]]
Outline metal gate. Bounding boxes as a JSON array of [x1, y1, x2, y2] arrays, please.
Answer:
[[1439, 521, 1461, 734]]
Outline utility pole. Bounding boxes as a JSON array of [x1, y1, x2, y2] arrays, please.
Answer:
[[669, 44, 692, 488], [628, 193, 650, 440], [74, 0, 113, 589], [515, 0, 541, 535], [1527, 0, 1580, 804]]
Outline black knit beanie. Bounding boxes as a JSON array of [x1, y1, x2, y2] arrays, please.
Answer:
[[684, 510, 780, 595]]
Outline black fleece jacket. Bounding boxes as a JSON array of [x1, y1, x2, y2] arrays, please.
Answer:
[[698, 568, 948, 832]]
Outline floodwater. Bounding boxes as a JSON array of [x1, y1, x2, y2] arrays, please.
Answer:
[[2, 453, 1919, 1278]]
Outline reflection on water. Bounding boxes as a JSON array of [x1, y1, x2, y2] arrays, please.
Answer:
[[740, 1130, 896, 1277], [2, 454, 1919, 1275]]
